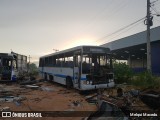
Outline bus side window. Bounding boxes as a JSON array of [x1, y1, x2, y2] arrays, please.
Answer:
[[68, 61, 73, 68], [56, 60, 61, 67]]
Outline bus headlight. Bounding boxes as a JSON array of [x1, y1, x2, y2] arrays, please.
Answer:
[[83, 81, 90, 84], [109, 79, 114, 82], [83, 81, 87, 84]]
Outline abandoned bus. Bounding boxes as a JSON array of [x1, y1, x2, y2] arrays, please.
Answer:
[[0, 52, 27, 81], [39, 46, 114, 90]]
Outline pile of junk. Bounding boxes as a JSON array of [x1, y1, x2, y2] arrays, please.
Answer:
[[85, 86, 160, 120]]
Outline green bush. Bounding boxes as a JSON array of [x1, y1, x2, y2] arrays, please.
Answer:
[[28, 63, 39, 77], [113, 61, 160, 88], [113, 62, 133, 84], [131, 71, 160, 88]]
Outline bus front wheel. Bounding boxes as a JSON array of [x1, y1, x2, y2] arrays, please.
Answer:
[[66, 77, 73, 89]]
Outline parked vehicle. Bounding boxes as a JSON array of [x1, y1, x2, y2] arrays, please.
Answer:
[[0, 52, 27, 81], [39, 46, 114, 90]]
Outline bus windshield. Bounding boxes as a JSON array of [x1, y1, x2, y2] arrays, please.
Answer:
[[82, 53, 112, 74]]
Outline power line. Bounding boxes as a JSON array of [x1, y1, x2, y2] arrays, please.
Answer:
[[75, 0, 129, 38], [91, 0, 128, 25], [100, 18, 144, 45], [102, 0, 129, 21], [154, 1, 160, 7], [84, 0, 116, 27], [96, 17, 146, 43], [153, 18, 160, 22], [151, 6, 160, 15]]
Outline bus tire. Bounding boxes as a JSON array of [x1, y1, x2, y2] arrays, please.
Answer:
[[66, 77, 73, 89], [49, 75, 53, 81], [44, 73, 47, 80]]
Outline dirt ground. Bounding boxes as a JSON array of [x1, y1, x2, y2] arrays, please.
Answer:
[[0, 81, 97, 120], [1, 80, 160, 120]]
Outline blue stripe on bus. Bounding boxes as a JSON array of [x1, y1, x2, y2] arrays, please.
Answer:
[[54, 74, 66, 78], [39, 71, 86, 80], [81, 77, 87, 80]]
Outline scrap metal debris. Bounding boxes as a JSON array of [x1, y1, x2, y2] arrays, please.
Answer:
[[0, 79, 159, 119], [41, 87, 54, 92], [85, 95, 98, 105], [0, 106, 10, 111], [0, 96, 26, 103], [84, 85, 160, 119], [140, 90, 160, 110], [24, 85, 40, 89], [20, 80, 38, 85], [70, 100, 83, 107], [86, 100, 127, 120]]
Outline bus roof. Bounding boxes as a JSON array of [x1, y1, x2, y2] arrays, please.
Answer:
[[40, 45, 110, 58], [0, 53, 14, 59]]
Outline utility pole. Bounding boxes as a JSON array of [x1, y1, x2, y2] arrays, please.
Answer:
[[29, 55, 32, 64], [146, 0, 152, 73], [28, 55, 31, 73], [28, 55, 32, 80], [145, 0, 160, 73], [53, 49, 59, 52]]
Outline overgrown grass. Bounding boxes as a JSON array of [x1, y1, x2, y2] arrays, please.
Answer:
[[113, 62, 160, 88], [131, 71, 160, 88]]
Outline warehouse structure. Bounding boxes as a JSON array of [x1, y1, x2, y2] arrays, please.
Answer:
[[101, 26, 160, 75]]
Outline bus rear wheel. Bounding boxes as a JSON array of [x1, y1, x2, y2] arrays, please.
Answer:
[[44, 73, 47, 80], [66, 77, 73, 89]]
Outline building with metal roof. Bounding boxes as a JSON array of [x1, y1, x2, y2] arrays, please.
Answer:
[[101, 26, 160, 75]]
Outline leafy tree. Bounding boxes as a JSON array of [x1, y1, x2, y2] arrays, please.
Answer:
[[28, 63, 39, 77]]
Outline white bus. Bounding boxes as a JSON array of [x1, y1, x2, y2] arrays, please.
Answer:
[[39, 46, 114, 90]]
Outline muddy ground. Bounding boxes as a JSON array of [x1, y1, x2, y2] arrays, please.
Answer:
[[0, 80, 97, 120], [0, 80, 160, 120]]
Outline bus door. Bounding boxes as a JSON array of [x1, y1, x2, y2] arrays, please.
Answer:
[[11, 59, 17, 81], [42, 59, 44, 75], [73, 51, 81, 89]]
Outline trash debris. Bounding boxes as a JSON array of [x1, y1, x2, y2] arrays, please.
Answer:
[[20, 80, 38, 85], [87, 99, 97, 104], [14, 100, 21, 106], [69, 100, 83, 107], [129, 89, 140, 97], [117, 88, 123, 97], [0, 107, 10, 111], [0, 96, 26, 103], [24, 85, 39, 89], [86, 100, 127, 120], [72, 101, 81, 107], [85, 94, 98, 104], [0, 96, 15, 102], [41, 87, 54, 92], [0, 91, 13, 97], [140, 90, 160, 110], [1, 79, 159, 119]]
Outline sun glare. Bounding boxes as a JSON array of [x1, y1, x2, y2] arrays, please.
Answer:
[[64, 37, 98, 50]]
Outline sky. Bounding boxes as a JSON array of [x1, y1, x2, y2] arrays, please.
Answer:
[[0, 0, 160, 63]]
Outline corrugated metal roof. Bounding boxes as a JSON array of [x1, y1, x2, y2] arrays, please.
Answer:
[[101, 26, 160, 50]]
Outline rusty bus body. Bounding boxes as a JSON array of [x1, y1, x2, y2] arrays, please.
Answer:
[[0, 52, 27, 81]]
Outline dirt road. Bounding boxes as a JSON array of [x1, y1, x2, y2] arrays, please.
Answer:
[[0, 81, 97, 120]]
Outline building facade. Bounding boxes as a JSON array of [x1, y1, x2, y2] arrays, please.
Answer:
[[101, 26, 160, 75]]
